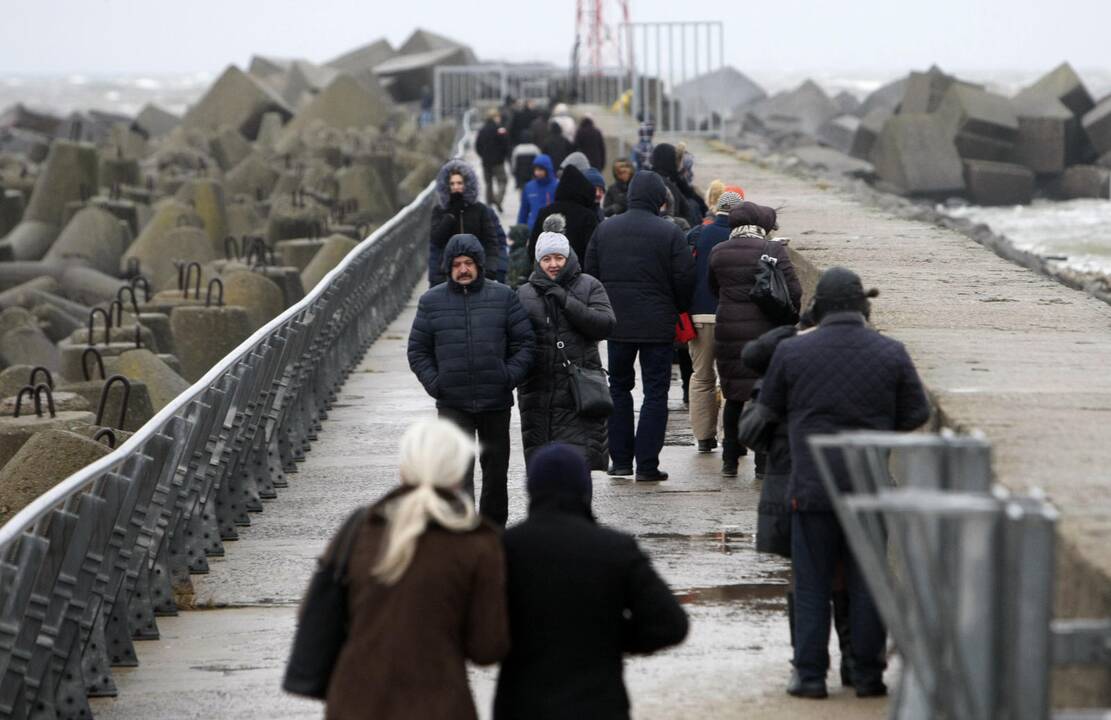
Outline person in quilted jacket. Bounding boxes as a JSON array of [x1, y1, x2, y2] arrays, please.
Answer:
[[757, 266, 930, 700], [408, 234, 536, 527]]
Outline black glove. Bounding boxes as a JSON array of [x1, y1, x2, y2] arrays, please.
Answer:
[[545, 285, 567, 306], [448, 192, 466, 215]]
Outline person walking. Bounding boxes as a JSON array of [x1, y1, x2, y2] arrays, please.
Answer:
[[510, 132, 541, 190], [756, 266, 931, 699], [583, 168, 607, 221], [650, 143, 706, 228], [631, 119, 654, 171], [585, 171, 695, 481], [517, 230, 615, 470], [708, 202, 802, 477], [541, 120, 574, 170], [516, 153, 558, 232], [494, 444, 689, 719], [603, 159, 633, 217], [312, 418, 509, 720], [475, 110, 511, 212], [527, 165, 600, 261], [685, 189, 745, 453], [550, 102, 576, 141], [408, 234, 536, 527], [509, 99, 539, 146], [429, 160, 499, 286], [572, 115, 607, 170]]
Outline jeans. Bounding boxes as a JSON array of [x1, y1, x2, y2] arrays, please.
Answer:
[[687, 321, 719, 442], [482, 163, 508, 207], [607, 341, 672, 474], [791, 511, 886, 684], [437, 407, 512, 527]]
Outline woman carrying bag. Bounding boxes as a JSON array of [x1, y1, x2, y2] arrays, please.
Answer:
[[284, 418, 509, 720], [517, 223, 616, 471]]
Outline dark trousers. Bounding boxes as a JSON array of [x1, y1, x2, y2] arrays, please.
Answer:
[[721, 398, 756, 464], [791, 511, 886, 684], [607, 341, 672, 473], [437, 407, 512, 527], [675, 346, 692, 404], [482, 163, 508, 207]]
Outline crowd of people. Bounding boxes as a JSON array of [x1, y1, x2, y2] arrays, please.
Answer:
[[286, 100, 932, 718]]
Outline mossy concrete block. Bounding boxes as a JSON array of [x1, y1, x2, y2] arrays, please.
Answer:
[[175, 179, 229, 252], [300, 234, 358, 290], [0, 220, 60, 262], [0, 307, 36, 338], [182, 65, 292, 137], [58, 266, 129, 306], [936, 85, 1019, 161], [225, 153, 280, 199], [0, 366, 38, 398], [963, 159, 1034, 206], [209, 126, 252, 171], [221, 271, 285, 330], [0, 390, 90, 416], [57, 378, 155, 432], [121, 199, 209, 290], [169, 305, 253, 381], [279, 74, 393, 143], [870, 113, 965, 197], [1, 326, 61, 373], [106, 349, 189, 411], [1081, 95, 1111, 157], [32, 304, 82, 343], [45, 206, 131, 275], [0, 429, 111, 524], [23, 140, 99, 227], [0, 411, 98, 471], [276, 238, 325, 271]]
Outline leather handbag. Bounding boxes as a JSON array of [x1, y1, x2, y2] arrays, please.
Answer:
[[749, 239, 798, 325], [283, 506, 369, 699], [551, 307, 613, 418]]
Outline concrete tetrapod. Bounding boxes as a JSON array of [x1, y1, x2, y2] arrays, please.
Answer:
[[57, 378, 155, 432], [33, 303, 83, 343], [175, 179, 229, 253], [0, 429, 111, 523], [220, 271, 285, 331], [0, 407, 97, 470], [169, 305, 253, 382], [121, 199, 209, 291], [0, 391, 90, 416], [0, 306, 36, 339], [21, 139, 99, 228], [300, 234, 358, 291], [106, 349, 189, 412], [0, 190, 25, 237], [278, 74, 393, 144], [209, 126, 253, 171], [224, 153, 280, 199], [0, 220, 60, 263], [44, 206, 131, 275], [0, 325, 61, 373], [182, 65, 292, 137], [276, 238, 325, 272], [0, 366, 38, 398]]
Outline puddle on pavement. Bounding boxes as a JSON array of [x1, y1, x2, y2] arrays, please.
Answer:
[[637, 530, 753, 554], [676, 581, 789, 609]]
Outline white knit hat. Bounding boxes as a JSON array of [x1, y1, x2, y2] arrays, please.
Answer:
[[535, 231, 570, 261]]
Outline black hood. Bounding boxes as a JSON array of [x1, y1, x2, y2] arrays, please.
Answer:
[[442, 233, 486, 290], [650, 143, 679, 179], [626, 171, 667, 213], [553, 165, 596, 209]]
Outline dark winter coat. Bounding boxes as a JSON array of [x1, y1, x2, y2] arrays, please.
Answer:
[[686, 213, 732, 315], [475, 119, 511, 167], [516, 154, 558, 231], [516, 254, 615, 470], [494, 493, 689, 720], [541, 121, 574, 169], [584, 172, 695, 344], [649, 143, 705, 228], [430, 160, 499, 286], [758, 312, 931, 511], [529, 115, 551, 149], [572, 117, 607, 170], [509, 106, 539, 145], [323, 489, 508, 720], [602, 179, 628, 217], [408, 234, 536, 413], [708, 233, 802, 401], [527, 165, 601, 261]]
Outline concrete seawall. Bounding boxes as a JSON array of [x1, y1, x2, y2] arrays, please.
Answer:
[[591, 107, 1111, 706]]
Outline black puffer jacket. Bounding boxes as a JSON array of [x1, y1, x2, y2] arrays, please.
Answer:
[[572, 117, 607, 170], [429, 160, 499, 286], [475, 118, 510, 167], [541, 122, 574, 169], [408, 234, 537, 413], [650, 144, 705, 228], [584, 172, 695, 343], [517, 254, 615, 470], [528, 165, 601, 261]]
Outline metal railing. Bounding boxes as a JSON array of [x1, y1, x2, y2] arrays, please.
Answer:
[[809, 431, 1111, 719], [0, 119, 466, 719]]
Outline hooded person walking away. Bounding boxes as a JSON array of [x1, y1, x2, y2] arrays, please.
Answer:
[[650, 143, 706, 228], [541, 120, 574, 170], [603, 159, 633, 217], [572, 115, 607, 170], [408, 235, 537, 527], [757, 267, 930, 699], [684, 189, 745, 453], [516, 229, 615, 470], [708, 202, 802, 477], [585, 172, 695, 481], [509, 132, 541, 190], [516, 153, 558, 232], [527, 165, 600, 261], [429, 160, 500, 286], [317, 417, 509, 720], [494, 444, 689, 719], [475, 110, 511, 212]]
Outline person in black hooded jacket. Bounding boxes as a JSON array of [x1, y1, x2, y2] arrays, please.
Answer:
[[650, 143, 707, 228], [572, 116, 607, 170], [495, 444, 689, 720], [408, 234, 537, 526], [541, 120, 574, 170], [428, 159, 499, 286], [527, 164, 600, 261]]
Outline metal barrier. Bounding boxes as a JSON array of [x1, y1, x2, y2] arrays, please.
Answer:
[[808, 431, 1111, 720], [433, 64, 628, 122], [0, 119, 466, 719]]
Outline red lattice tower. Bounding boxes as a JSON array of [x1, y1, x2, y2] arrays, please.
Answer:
[[576, 0, 631, 71]]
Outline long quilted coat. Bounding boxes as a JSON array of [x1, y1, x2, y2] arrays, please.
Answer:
[[516, 254, 615, 470], [408, 234, 536, 413], [708, 232, 802, 402]]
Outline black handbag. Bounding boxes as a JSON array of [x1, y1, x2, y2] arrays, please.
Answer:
[[550, 305, 613, 418], [283, 506, 369, 699], [737, 399, 778, 454], [749, 239, 798, 325]]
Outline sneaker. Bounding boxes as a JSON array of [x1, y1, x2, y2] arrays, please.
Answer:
[[786, 669, 828, 699], [697, 438, 717, 453], [608, 464, 633, 477], [854, 679, 887, 698], [721, 462, 738, 477], [634, 470, 669, 482]]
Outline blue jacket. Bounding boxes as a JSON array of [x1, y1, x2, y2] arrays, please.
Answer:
[[516, 154, 558, 231], [685, 214, 732, 316], [757, 312, 931, 511], [408, 234, 536, 413]]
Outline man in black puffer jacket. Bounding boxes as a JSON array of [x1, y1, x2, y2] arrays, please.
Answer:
[[585, 172, 695, 482], [408, 234, 536, 526]]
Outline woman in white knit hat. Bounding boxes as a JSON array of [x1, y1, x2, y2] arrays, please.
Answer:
[[515, 215, 616, 470]]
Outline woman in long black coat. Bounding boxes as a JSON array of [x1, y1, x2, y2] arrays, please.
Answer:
[[708, 202, 802, 475], [517, 236, 615, 470]]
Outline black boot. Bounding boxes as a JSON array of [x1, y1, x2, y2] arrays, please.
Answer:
[[721, 441, 739, 476], [786, 591, 796, 652], [832, 589, 854, 688]]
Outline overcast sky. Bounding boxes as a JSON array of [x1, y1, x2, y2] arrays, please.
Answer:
[[2, 0, 1109, 79]]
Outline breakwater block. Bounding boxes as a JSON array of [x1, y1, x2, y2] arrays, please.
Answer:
[[0, 390, 89, 416], [276, 238, 325, 271], [22, 140, 99, 228], [0, 307, 35, 339], [0, 429, 111, 523], [1048, 165, 1111, 200], [1, 325, 61, 373], [182, 65, 292, 137], [870, 113, 965, 196], [0, 220, 59, 263], [1081, 96, 1111, 157], [0, 410, 97, 471], [963, 160, 1034, 206], [817, 115, 860, 155], [225, 153, 279, 199], [900, 67, 964, 114], [1016, 62, 1095, 118], [169, 305, 253, 382], [936, 85, 1018, 161], [301, 234, 358, 291], [0, 190, 24, 237], [1009, 95, 1071, 175], [209, 126, 252, 171], [221, 271, 285, 331], [136, 103, 181, 138], [849, 108, 891, 161], [45, 206, 131, 275], [175, 179, 229, 252], [106, 349, 188, 412], [56, 379, 155, 432]]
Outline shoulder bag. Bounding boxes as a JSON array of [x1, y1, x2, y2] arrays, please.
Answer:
[[749, 239, 798, 325], [550, 302, 613, 418]]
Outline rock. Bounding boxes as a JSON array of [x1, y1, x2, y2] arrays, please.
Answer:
[[1009, 95, 1071, 175], [870, 113, 965, 196], [1048, 165, 1111, 200], [175, 179, 229, 252], [135, 103, 181, 138], [279, 74, 394, 144], [858, 77, 908, 116], [182, 65, 293, 138], [169, 305, 254, 381], [849, 108, 891, 161], [301, 234, 359, 290], [276, 238, 325, 271], [109, 349, 189, 411], [1015, 62, 1095, 119], [225, 153, 280, 198], [816, 115, 861, 155], [0, 189, 24, 237], [209, 125, 253, 171], [0, 220, 60, 262], [45, 206, 131, 275], [962, 160, 1034, 206], [121, 200, 212, 291], [0, 430, 110, 524], [22, 140, 99, 227], [221, 271, 285, 330], [935, 85, 1018, 161], [1081, 95, 1111, 157], [0, 325, 61, 372]]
